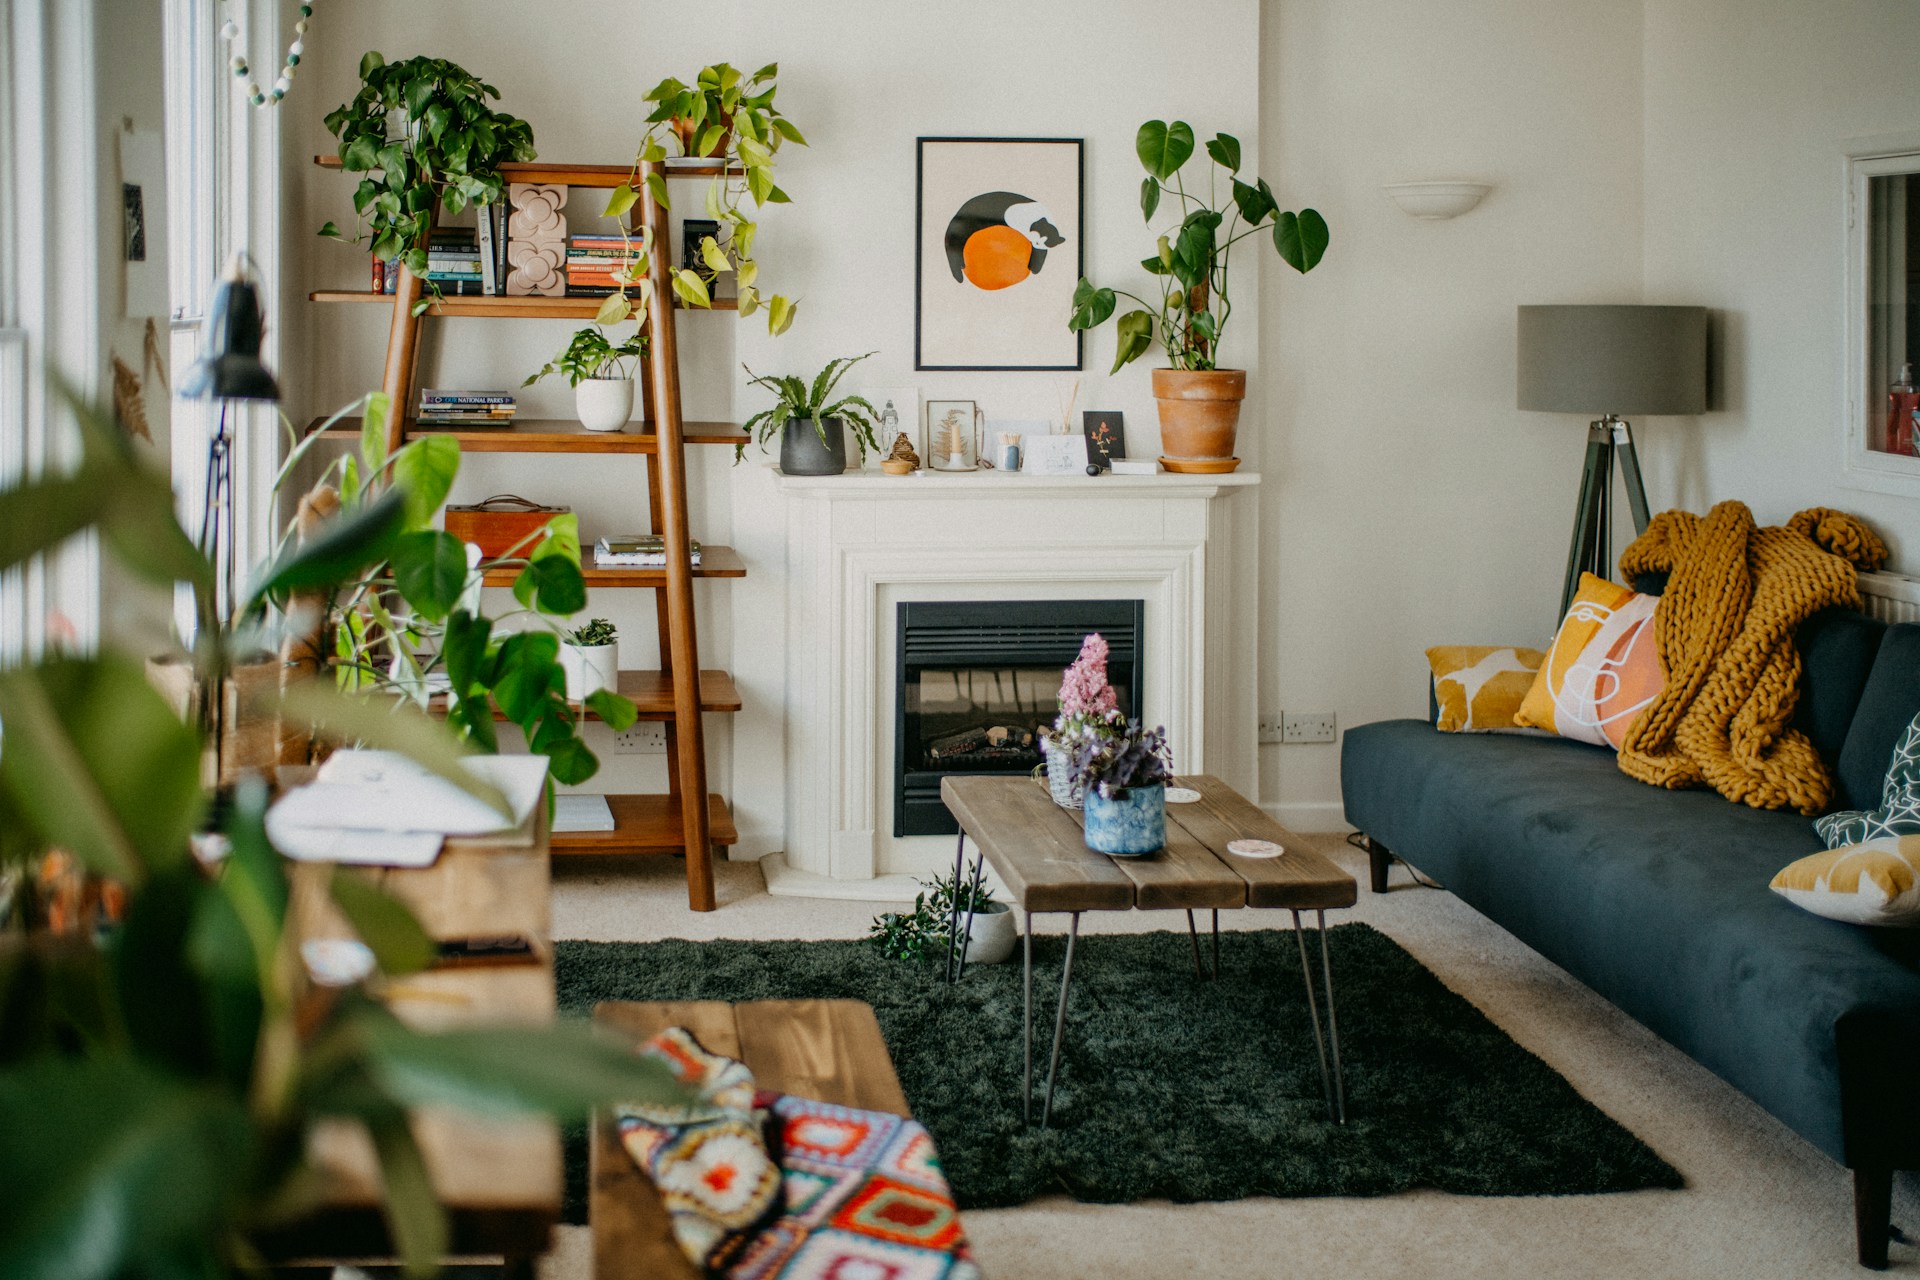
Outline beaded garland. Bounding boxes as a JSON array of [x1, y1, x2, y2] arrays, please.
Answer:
[[223, 3, 312, 107]]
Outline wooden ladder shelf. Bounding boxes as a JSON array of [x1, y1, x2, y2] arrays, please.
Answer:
[[311, 156, 739, 910]]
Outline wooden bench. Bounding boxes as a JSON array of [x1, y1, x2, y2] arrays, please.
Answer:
[[589, 999, 910, 1280]]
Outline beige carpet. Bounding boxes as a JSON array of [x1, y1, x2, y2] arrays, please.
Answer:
[[540, 837, 1916, 1278]]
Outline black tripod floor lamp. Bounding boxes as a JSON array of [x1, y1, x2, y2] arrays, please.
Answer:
[[1516, 304, 1708, 616]]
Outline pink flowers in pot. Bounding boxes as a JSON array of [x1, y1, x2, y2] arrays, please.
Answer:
[[1052, 633, 1124, 746]]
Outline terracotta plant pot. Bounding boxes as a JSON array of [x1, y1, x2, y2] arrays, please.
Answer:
[[1153, 368, 1247, 473]]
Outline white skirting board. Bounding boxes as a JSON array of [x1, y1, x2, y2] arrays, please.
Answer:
[[758, 852, 1014, 904]]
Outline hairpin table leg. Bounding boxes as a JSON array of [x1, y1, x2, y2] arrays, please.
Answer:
[[1318, 909, 1348, 1124], [1022, 911, 1034, 1125], [1042, 912, 1081, 1128], [955, 850, 986, 981], [1211, 908, 1220, 980], [1292, 909, 1337, 1122], [1186, 909, 1205, 978], [944, 829, 966, 983]]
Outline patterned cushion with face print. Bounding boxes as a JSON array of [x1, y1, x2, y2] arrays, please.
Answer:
[[1815, 708, 1920, 848], [1514, 574, 1666, 750]]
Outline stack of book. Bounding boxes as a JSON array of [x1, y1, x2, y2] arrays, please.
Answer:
[[595, 533, 703, 567], [566, 236, 643, 297], [417, 390, 518, 429], [370, 205, 512, 295]]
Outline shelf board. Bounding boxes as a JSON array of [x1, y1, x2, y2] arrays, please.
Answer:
[[308, 291, 737, 317], [550, 792, 738, 853], [480, 547, 745, 588], [305, 416, 748, 454], [314, 156, 743, 186], [452, 669, 741, 721]]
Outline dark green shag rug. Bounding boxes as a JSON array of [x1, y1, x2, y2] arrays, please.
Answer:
[[555, 925, 1679, 1220]]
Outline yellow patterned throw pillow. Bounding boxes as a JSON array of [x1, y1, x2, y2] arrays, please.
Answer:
[[1770, 836, 1920, 926], [1514, 574, 1666, 750], [1427, 646, 1547, 732]]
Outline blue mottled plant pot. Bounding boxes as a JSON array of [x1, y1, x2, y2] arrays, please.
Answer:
[[1083, 784, 1166, 856]]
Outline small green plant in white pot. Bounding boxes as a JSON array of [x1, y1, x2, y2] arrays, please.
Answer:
[[526, 326, 648, 432], [563, 617, 620, 700], [740, 352, 883, 475], [867, 855, 1016, 965]]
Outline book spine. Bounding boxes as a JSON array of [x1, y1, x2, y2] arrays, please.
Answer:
[[475, 209, 497, 295]]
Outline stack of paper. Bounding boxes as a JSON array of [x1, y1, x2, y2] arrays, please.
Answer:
[[268, 749, 549, 868], [594, 533, 703, 567], [553, 794, 616, 833]]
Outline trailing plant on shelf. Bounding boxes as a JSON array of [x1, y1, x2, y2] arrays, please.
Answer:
[[739, 352, 882, 473], [1067, 120, 1327, 471], [595, 62, 806, 336], [318, 52, 536, 313], [269, 393, 639, 783], [867, 856, 1001, 964], [524, 326, 649, 389], [0, 384, 688, 1279]]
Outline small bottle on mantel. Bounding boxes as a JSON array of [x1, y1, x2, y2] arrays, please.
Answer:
[[1888, 363, 1918, 456]]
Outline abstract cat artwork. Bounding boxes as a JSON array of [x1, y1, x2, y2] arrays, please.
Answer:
[[916, 137, 1083, 371]]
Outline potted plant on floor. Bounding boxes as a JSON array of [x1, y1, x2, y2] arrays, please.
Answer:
[[319, 53, 537, 314], [1072, 720, 1173, 856], [562, 617, 620, 701], [525, 325, 649, 431], [1068, 121, 1328, 472], [867, 855, 1017, 966], [597, 61, 806, 335], [1040, 633, 1124, 809], [740, 352, 883, 475]]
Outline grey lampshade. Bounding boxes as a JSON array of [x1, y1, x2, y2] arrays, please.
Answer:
[[1516, 304, 1707, 417]]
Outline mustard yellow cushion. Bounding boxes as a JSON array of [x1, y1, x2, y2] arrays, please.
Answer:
[[1770, 836, 1920, 926], [1427, 645, 1547, 732], [1514, 573, 1665, 750]]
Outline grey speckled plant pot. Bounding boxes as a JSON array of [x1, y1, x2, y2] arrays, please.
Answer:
[[781, 416, 848, 476]]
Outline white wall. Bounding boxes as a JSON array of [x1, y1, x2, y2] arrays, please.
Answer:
[[1641, 0, 1920, 569], [1257, 0, 1647, 826], [292, 0, 1262, 845]]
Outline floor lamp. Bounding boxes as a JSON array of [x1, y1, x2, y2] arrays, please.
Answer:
[[1516, 304, 1707, 616]]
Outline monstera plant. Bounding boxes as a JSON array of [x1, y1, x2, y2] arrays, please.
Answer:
[[0, 385, 684, 1278]]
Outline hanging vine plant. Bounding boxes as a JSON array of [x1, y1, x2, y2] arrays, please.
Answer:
[[319, 53, 535, 300]]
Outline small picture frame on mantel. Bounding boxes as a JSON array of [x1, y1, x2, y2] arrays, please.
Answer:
[[1083, 411, 1125, 471], [927, 400, 979, 471], [1022, 433, 1089, 476]]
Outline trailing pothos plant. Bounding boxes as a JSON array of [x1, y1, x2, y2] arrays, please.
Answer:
[[268, 393, 640, 785], [524, 324, 648, 388], [738, 352, 881, 463], [318, 52, 536, 314], [0, 385, 688, 1280], [595, 61, 805, 336], [1069, 120, 1329, 372]]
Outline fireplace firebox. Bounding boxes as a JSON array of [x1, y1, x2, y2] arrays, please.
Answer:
[[894, 600, 1144, 836]]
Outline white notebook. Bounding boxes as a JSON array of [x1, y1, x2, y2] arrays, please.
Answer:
[[269, 750, 549, 867], [553, 794, 616, 833]]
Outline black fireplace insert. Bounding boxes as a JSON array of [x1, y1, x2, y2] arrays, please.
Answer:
[[894, 599, 1144, 836]]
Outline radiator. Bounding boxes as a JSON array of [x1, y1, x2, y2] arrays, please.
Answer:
[[1860, 570, 1920, 625]]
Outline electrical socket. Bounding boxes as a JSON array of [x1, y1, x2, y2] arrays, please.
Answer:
[[1258, 714, 1286, 745], [1282, 711, 1338, 744], [612, 721, 667, 754]]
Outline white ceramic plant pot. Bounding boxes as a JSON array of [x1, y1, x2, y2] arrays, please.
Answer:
[[575, 378, 634, 432], [961, 901, 1017, 965], [562, 641, 619, 700]]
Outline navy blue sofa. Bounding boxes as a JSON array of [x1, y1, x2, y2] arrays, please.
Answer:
[[1342, 611, 1920, 1268]]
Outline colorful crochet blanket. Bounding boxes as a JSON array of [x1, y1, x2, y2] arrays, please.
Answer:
[[618, 1027, 981, 1280]]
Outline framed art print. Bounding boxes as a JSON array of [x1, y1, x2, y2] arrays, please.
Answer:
[[916, 137, 1084, 371], [1083, 411, 1126, 471], [1022, 433, 1089, 476]]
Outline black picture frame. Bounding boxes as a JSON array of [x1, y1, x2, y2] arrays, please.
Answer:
[[1083, 411, 1126, 470], [915, 137, 1084, 372]]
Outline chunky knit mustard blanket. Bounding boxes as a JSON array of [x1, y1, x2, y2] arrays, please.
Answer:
[[1615, 502, 1887, 814]]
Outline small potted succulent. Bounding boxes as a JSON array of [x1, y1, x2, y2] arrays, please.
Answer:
[[1040, 633, 1124, 809], [1072, 720, 1173, 857], [525, 325, 648, 432], [1068, 120, 1327, 471], [562, 617, 620, 701], [739, 352, 882, 475]]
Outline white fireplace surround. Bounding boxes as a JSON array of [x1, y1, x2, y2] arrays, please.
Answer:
[[738, 469, 1260, 897]]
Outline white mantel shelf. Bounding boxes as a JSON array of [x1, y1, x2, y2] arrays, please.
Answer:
[[752, 465, 1263, 895], [774, 469, 1261, 495]]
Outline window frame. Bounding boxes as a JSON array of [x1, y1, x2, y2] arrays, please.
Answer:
[[1842, 132, 1920, 496]]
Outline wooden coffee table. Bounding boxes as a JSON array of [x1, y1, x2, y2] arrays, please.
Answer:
[[940, 774, 1357, 1127]]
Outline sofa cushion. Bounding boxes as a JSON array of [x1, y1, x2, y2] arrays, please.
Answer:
[[1772, 835, 1920, 926], [1342, 719, 1920, 1163], [1795, 608, 1887, 791], [1837, 623, 1920, 814]]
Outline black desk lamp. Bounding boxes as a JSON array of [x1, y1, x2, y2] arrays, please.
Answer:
[[1516, 304, 1707, 615], [181, 255, 279, 627]]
